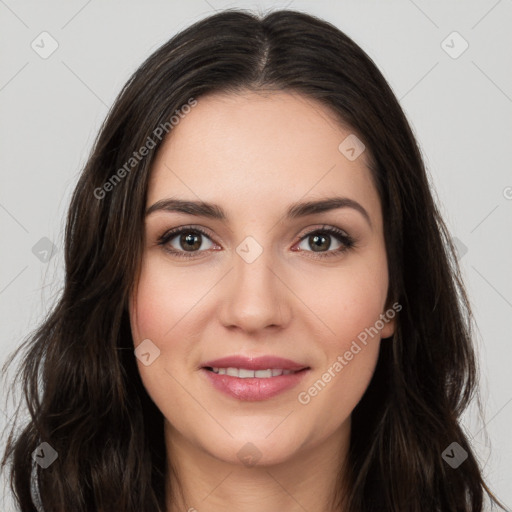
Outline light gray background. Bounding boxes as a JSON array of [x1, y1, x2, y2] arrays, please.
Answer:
[[1, 0, 511, 510]]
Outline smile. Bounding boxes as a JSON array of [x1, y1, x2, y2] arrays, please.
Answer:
[[206, 367, 298, 378], [201, 355, 310, 401]]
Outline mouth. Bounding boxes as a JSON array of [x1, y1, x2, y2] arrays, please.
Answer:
[[204, 367, 302, 378], [200, 355, 310, 401]]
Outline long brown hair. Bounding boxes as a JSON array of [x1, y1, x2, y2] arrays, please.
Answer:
[[2, 9, 508, 511]]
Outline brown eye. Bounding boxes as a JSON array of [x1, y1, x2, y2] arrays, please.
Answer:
[[158, 227, 217, 257], [308, 233, 331, 252], [295, 227, 355, 258], [180, 232, 203, 251]]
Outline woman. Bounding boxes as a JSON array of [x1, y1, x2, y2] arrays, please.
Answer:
[[2, 9, 507, 512]]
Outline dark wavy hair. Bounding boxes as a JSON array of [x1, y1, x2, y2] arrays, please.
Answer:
[[1, 9, 508, 512]]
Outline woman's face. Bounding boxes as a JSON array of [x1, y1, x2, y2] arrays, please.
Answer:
[[129, 90, 394, 467]]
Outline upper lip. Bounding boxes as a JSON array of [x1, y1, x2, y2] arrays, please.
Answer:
[[202, 355, 308, 371]]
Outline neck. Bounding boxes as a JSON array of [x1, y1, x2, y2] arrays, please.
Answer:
[[164, 420, 350, 512]]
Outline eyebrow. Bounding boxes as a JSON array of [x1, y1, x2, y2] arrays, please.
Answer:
[[145, 196, 372, 227]]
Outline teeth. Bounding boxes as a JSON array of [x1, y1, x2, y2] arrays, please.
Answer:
[[239, 368, 254, 378], [209, 367, 297, 378], [255, 369, 272, 378]]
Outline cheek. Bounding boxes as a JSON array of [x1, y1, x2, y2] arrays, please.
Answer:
[[293, 254, 389, 347], [292, 254, 388, 426], [129, 258, 187, 406], [297, 339, 380, 444], [295, 296, 384, 441], [129, 255, 209, 341], [130, 256, 176, 341], [129, 255, 223, 411]]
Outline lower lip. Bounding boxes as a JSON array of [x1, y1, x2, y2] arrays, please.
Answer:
[[201, 368, 309, 401]]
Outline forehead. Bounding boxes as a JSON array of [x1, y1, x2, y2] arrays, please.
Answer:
[[147, 90, 380, 224]]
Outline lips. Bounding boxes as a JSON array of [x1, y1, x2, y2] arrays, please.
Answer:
[[201, 355, 310, 401]]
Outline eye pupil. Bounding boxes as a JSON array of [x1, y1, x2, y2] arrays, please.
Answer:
[[310, 234, 330, 252], [181, 233, 201, 251]]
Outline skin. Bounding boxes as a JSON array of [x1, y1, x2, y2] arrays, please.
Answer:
[[129, 90, 395, 512]]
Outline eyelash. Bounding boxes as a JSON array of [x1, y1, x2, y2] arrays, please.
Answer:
[[156, 225, 356, 259]]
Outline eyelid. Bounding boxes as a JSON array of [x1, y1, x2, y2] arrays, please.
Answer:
[[293, 224, 351, 242]]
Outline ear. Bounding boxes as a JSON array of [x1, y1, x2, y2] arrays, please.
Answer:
[[380, 316, 395, 339], [379, 300, 401, 339]]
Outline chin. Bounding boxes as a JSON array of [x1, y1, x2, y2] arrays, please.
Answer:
[[199, 429, 306, 468]]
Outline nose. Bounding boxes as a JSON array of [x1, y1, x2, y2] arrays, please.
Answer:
[[217, 243, 292, 334]]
